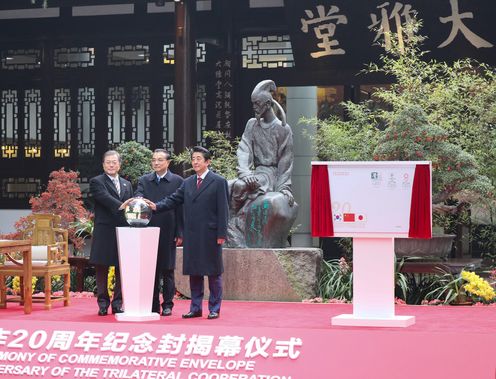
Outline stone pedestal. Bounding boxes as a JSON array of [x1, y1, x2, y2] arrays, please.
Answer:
[[175, 248, 322, 301]]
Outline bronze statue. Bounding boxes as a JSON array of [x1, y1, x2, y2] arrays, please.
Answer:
[[227, 80, 298, 248]]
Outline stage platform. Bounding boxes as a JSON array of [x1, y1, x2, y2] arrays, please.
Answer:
[[0, 297, 495, 379]]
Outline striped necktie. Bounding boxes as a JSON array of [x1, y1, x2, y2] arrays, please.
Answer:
[[112, 177, 121, 196]]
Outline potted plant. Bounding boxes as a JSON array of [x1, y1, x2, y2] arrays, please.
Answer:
[[318, 257, 353, 302], [373, 105, 492, 258], [116, 141, 153, 187], [425, 269, 496, 305], [460, 271, 496, 304], [1, 168, 92, 256], [71, 217, 94, 257]]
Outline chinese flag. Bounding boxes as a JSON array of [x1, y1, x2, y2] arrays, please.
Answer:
[[343, 213, 355, 222]]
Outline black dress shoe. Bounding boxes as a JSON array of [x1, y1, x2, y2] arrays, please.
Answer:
[[112, 308, 124, 314], [207, 312, 219, 319], [161, 308, 172, 316], [182, 311, 202, 319], [98, 308, 108, 316]]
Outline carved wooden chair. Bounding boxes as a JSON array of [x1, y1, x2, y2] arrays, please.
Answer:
[[0, 213, 70, 310]]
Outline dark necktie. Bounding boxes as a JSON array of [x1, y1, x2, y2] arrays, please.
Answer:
[[197, 177, 203, 189]]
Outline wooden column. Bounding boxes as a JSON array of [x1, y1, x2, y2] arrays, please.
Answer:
[[174, 0, 197, 155]]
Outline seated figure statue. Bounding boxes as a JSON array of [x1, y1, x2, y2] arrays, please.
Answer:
[[227, 80, 298, 248]]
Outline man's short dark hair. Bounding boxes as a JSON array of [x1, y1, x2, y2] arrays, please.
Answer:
[[102, 150, 121, 163], [191, 146, 211, 161], [153, 148, 171, 160]]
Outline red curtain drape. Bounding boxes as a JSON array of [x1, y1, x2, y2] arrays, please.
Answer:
[[408, 164, 432, 239], [311, 165, 334, 237]]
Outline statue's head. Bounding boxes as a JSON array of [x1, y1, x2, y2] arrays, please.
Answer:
[[251, 80, 276, 121], [251, 80, 286, 125]]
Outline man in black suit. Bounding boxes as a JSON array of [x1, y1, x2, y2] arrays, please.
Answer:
[[135, 149, 184, 316], [89, 150, 133, 316], [147, 146, 229, 320]]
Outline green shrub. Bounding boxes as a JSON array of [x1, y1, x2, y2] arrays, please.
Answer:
[[172, 131, 239, 180], [116, 141, 153, 186], [318, 258, 353, 301]]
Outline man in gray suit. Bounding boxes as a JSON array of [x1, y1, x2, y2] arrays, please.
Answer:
[[147, 146, 229, 320], [135, 149, 184, 316], [89, 150, 133, 316]]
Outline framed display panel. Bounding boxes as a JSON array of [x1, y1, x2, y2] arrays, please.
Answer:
[[311, 161, 432, 239]]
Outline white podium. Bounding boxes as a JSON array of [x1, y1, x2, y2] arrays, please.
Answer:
[[312, 161, 432, 328], [116, 227, 160, 321], [331, 238, 415, 327]]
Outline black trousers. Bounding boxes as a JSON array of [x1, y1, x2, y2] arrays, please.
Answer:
[[95, 264, 122, 311], [152, 267, 175, 312]]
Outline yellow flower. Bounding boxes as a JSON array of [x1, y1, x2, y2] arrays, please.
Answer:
[[32, 276, 38, 293], [461, 270, 496, 302], [107, 266, 115, 296], [10, 276, 38, 294], [12, 276, 20, 293]]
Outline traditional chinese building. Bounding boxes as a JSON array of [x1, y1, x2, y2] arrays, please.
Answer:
[[0, 0, 494, 245]]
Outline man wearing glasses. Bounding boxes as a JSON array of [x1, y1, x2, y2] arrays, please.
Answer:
[[135, 149, 184, 316]]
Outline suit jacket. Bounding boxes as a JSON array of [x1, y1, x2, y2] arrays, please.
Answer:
[[155, 171, 229, 276], [135, 171, 184, 270], [89, 173, 133, 266]]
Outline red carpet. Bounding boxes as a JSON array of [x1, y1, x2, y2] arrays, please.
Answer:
[[1, 298, 495, 379]]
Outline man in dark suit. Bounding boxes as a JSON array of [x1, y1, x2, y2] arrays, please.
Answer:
[[89, 150, 133, 316], [147, 146, 229, 320], [135, 149, 184, 316]]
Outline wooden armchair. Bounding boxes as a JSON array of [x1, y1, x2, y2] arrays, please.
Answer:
[[0, 213, 70, 310]]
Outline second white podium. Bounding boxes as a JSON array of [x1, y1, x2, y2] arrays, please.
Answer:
[[116, 226, 160, 321]]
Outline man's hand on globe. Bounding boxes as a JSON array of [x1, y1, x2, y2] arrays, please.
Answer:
[[119, 197, 135, 211], [142, 198, 157, 211]]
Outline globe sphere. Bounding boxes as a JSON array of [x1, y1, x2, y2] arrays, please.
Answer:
[[124, 198, 152, 227]]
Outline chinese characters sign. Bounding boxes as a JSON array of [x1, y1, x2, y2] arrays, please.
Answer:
[[300, 5, 348, 57], [214, 58, 233, 133], [438, 0, 493, 48], [0, 321, 317, 379], [285, 0, 495, 69]]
